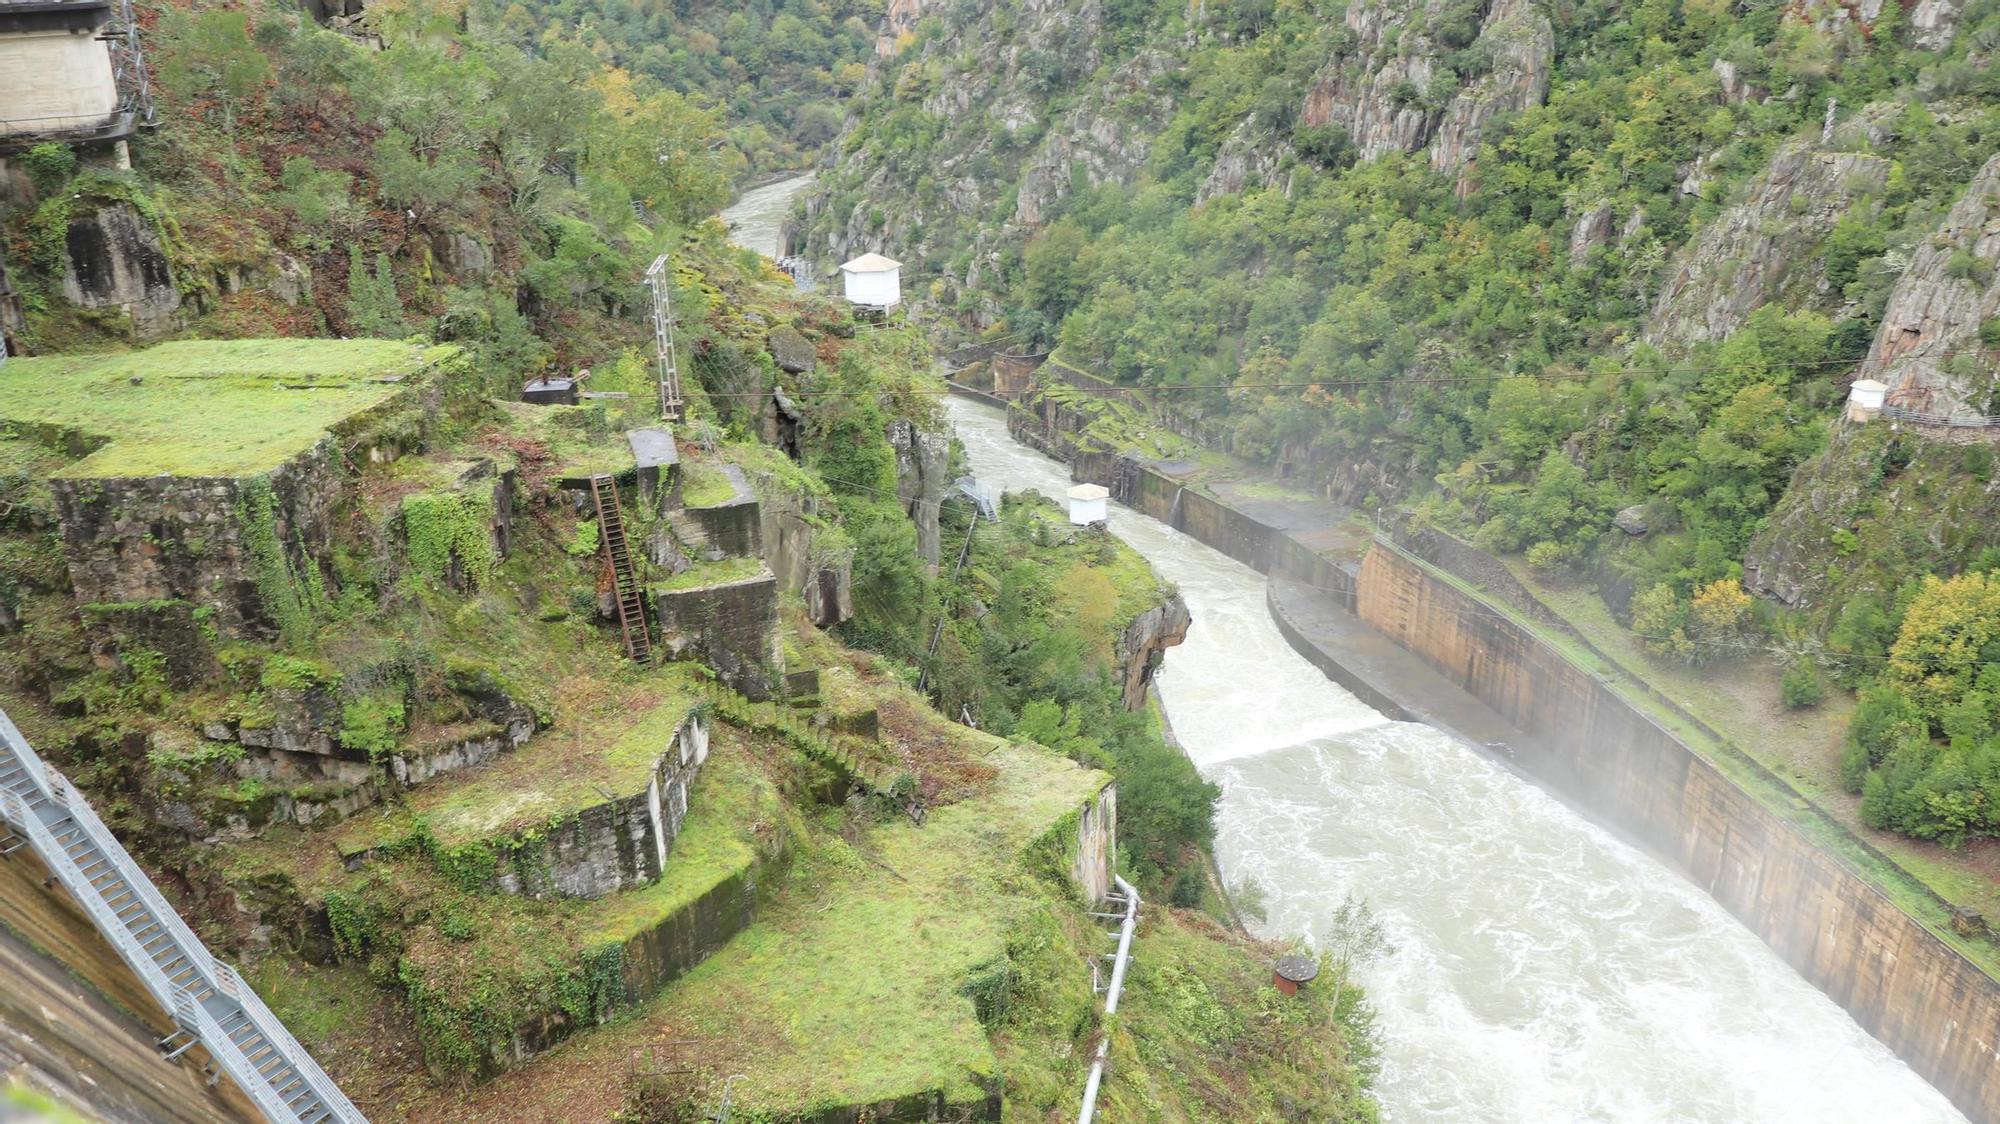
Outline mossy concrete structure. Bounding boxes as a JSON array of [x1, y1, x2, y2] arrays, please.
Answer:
[[492, 714, 712, 899], [0, 340, 466, 636], [654, 572, 780, 701]]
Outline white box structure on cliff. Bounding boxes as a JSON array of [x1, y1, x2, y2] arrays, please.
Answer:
[[839, 252, 902, 309], [1068, 483, 1109, 525]]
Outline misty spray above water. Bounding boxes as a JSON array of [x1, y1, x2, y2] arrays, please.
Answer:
[[946, 396, 1963, 1123]]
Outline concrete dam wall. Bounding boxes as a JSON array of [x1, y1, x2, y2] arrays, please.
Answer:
[[976, 384, 2000, 1123]]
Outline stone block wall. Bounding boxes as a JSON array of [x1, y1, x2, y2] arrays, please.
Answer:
[[682, 494, 762, 558], [493, 714, 712, 900], [655, 573, 780, 701], [749, 469, 853, 629], [51, 440, 342, 639]]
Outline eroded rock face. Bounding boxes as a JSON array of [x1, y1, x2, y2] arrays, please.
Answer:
[[1116, 591, 1190, 710], [1856, 152, 2000, 418], [1646, 133, 1890, 347], [1569, 202, 1617, 266], [1426, 0, 1554, 194], [1908, 0, 1964, 48], [655, 572, 780, 700], [889, 418, 952, 567], [59, 199, 181, 339], [1300, 0, 1552, 188], [804, 0, 1167, 307]]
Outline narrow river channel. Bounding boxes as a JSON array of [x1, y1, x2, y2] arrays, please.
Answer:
[[946, 396, 1964, 1124], [720, 173, 815, 259]]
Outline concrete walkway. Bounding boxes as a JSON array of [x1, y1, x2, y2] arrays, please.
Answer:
[[1267, 577, 1537, 758]]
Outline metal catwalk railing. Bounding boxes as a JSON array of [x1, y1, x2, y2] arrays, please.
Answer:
[[0, 706, 366, 1124]]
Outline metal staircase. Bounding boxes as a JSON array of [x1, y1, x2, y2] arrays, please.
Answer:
[[0, 707, 365, 1124], [589, 474, 653, 664]]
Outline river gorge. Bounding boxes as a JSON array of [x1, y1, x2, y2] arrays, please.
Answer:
[[946, 396, 1964, 1124]]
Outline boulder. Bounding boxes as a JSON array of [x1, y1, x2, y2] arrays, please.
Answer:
[[1613, 505, 1650, 537], [768, 325, 816, 374]]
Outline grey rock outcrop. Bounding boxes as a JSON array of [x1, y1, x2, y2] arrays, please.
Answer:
[[1853, 153, 2000, 419], [59, 199, 182, 339], [1427, 0, 1554, 194], [768, 325, 816, 373], [889, 417, 952, 567], [1613, 505, 1650, 537], [1299, 0, 1552, 187], [1569, 202, 1616, 266], [1646, 133, 1890, 347], [1908, 0, 1963, 49], [1116, 591, 1190, 710]]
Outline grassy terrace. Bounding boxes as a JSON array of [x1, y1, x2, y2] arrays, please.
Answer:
[[1374, 533, 2000, 979], [654, 555, 764, 593], [395, 733, 1110, 1121], [338, 669, 705, 855], [253, 727, 786, 1101], [0, 339, 453, 478], [490, 401, 638, 483]]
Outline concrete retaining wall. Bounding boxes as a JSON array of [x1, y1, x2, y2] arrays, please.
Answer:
[[958, 382, 2000, 1123], [1353, 544, 2000, 1123]]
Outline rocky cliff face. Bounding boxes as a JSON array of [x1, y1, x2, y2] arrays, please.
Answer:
[[1647, 119, 1893, 347], [802, 0, 1171, 313], [1116, 591, 1190, 710], [59, 200, 183, 339], [1300, 0, 1552, 191], [888, 417, 952, 567], [1856, 152, 2000, 418]]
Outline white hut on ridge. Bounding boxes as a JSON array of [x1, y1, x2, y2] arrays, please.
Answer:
[[1068, 483, 1109, 526], [839, 253, 902, 311]]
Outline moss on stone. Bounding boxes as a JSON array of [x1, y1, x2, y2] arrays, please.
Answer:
[[0, 339, 458, 478]]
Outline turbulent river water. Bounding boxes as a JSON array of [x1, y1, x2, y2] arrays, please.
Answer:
[[946, 396, 1964, 1124], [720, 173, 815, 259]]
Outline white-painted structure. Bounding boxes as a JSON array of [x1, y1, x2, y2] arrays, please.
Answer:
[[1848, 377, 1888, 422], [1068, 483, 1109, 526], [839, 252, 902, 309], [0, 0, 124, 138]]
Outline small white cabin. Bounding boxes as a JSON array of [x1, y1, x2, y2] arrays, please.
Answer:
[[1848, 378, 1888, 422], [1068, 483, 1109, 526], [839, 252, 902, 309]]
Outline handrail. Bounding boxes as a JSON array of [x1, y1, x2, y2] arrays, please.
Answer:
[[1077, 875, 1139, 1124], [0, 705, 366, 1123]]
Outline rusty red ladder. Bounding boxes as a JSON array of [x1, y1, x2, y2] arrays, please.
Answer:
[[589, 474, 652, 664]]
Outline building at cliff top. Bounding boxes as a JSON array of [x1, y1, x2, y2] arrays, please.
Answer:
[[838, 252, 901, 310], [0, 0, 149, 149], [0, 338, 467, 636]]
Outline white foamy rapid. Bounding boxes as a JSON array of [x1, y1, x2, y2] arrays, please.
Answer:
[[719, 173, 814, 259], [947, 396, 1965, 1124]]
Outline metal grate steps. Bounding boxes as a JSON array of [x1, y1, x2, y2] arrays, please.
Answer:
[[0, 706, 366, 1123]]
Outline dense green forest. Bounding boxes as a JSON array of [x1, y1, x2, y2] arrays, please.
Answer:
[[466, 0, 881, 174], [809, 0, 2000, 848]]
